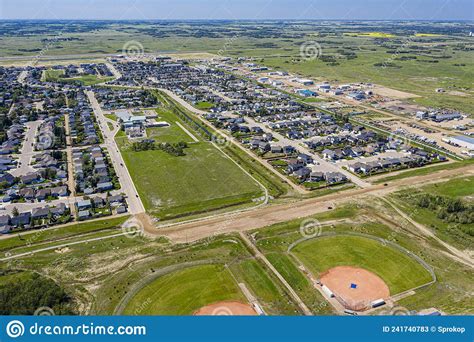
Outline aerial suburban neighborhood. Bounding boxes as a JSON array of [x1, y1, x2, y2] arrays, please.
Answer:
[[0, 7, 472, 339]]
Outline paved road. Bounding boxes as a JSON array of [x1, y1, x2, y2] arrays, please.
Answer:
[[9, 120, 42, 177], [86, 90, 145, 215], [105, 62, 122, 79], [17, 70, 28, 84], [244, 116, 371, 188], [63, 111, 77, 217]]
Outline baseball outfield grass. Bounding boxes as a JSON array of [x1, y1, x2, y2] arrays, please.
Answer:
[[122, 264, 245, 315], [291, 235, 433, 295]]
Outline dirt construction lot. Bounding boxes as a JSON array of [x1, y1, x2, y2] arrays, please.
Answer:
[[321, 266, 390, 311]]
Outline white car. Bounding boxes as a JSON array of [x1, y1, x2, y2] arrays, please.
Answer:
[[0, 206, 5, 211]]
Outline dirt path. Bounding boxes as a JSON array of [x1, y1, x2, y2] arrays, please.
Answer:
[[380, 197, 474, 268], [239, 232, 312, 315], [149, 165, 473, 248], [175, 121, 199, 142]]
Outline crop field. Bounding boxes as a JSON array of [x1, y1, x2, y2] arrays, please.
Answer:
[[291, 235, 433, 295], [122, 264, 245, 315]]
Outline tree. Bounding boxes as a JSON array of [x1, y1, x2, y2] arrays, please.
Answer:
[[12, 207, 19, 217]]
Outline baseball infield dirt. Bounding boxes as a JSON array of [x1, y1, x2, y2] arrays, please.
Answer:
[[320, 266, 390, 311], [193, 301, 258, 316]]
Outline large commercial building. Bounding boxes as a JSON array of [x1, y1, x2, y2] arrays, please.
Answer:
[[447, 135, 474, 150]]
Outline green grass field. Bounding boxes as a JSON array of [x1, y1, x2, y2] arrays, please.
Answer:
[[43, 68, 113, 85], [374, 159, 474, 184], [291, 235, 433, 295], [0, 216, 128, 253], [391, 175, 474, 250], [144, 108, 194, 143], [195, 101, 215, 110], [119, 141, 262, 219], [122, 264, 245, 315], [116, 107, 263, 220], [420, 176, 474, 198]]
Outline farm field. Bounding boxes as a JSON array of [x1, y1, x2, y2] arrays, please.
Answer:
[[122, 264, 245, 315], [2, 22, 472, 113], [291, 235, 433, 295]]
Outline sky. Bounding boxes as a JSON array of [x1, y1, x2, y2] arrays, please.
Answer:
[[0, 0, 472, 20]]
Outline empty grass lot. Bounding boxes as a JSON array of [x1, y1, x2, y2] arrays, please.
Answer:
[[420, 176, 474, 199], [291, 235, 433, 295], [43, 68, 113, 86], [122, 264, 245, 315], [391, 176, 474, 250], [116, 107, 263, 220], [0, 216, 129, 253]]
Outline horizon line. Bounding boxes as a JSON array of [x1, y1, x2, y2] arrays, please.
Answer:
[[0, 18, 473, 22]]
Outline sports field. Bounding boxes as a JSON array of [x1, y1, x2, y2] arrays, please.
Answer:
[[122, 265, 246, 315], [291, 235, 433, 295], [116, 108, 263, 219]]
